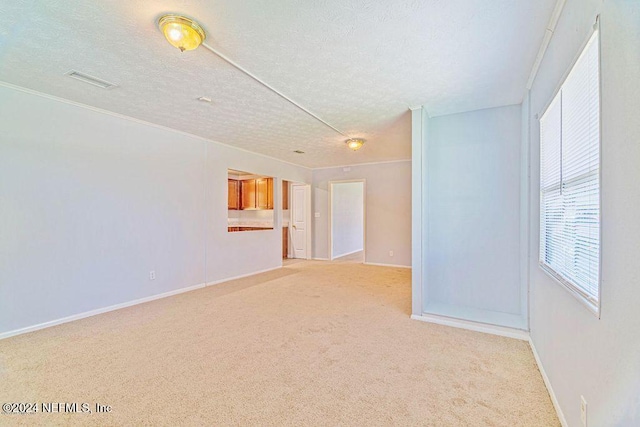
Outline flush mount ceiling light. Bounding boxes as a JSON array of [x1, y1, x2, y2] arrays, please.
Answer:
[[158, 14, 206, 52], [345, 138, 365, 151]]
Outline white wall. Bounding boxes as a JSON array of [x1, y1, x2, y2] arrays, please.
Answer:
[[421, 105, 526, 329], [410, 108, 426, 315], [312, 161, 411, 267], [331, 182, 364, 258], [528, 1, 640, 425], [0, 84, 311, 336]]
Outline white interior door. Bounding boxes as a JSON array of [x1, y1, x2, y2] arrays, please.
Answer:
[[291, 184, 309, 259]]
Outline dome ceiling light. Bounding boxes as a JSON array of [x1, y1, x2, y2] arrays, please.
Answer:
[[158, 14, 206, 52], [346, 138, 365, 151]]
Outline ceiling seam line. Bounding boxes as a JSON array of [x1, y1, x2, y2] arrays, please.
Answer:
[[201, 42, 349, 138]]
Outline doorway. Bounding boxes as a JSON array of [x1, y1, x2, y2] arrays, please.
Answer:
[[329, 180, 365, 262], [285, 182, 311, 260]]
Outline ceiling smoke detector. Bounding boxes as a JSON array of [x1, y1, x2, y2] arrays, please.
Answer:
[[65, 70, 117, 89]]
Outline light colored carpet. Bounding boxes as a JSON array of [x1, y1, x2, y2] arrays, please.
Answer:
[[0, 260, 559, 426]]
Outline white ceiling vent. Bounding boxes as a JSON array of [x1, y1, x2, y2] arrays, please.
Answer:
[[65, 70, 117, 89]]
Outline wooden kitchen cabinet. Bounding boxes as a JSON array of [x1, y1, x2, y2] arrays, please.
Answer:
[[228, 179, 239, 210], [282, 226, 289, 258], [241, 179, 257, 210], [240, 177, 273, 210], [282, 180, 289, 210], [256, 178, 273, 210]]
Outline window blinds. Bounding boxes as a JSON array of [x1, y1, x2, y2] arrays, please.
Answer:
[[539, 30, 600, 309]]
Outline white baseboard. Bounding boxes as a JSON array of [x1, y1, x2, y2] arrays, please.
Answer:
[[528, 338, 568, 427], [331, 249, 364, 260], [364, 262, 411, 269], [0, 266, 282, 341], [311, 257, 330, 261], [410, 313, 529, 341], [0, 282, 206, 340]]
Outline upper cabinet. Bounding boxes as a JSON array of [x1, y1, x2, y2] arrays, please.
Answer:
[[282, 180, 289, 210], [228, 179, 240, 210], [256, 178, 273, 210], [241, 179, 257, 210], [227, 171, 274, 211]]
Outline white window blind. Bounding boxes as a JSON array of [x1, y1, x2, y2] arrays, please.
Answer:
[[539, 30, 600, 312]]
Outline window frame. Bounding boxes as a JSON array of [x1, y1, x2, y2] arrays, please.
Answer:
[[538, 24, 602, 317]]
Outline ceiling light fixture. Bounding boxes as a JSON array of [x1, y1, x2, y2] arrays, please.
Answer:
[[158, 14, 206, 52], [345, 138, 365, 151]]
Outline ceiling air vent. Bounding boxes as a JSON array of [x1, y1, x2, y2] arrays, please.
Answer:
[[65, 70, 117, 89]]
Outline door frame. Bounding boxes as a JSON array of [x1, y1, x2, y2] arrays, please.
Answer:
[[328, 179, 366, 261], [290, 183, 312, 260]]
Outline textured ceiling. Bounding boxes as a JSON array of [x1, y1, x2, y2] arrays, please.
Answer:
[[0, 0, 556, 168]]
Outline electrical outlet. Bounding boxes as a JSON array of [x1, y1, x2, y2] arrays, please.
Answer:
[[389, 250, 394, 257], [314, 212, 320, 218], [580, 395, 587, 426], [149, 270, 156, 280]]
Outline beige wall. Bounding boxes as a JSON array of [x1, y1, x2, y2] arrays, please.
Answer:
[[0, 84, 311, 336], [527, 1, 640, 425], [312, 161, 411, 267], [423, 105, 525, 329]]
